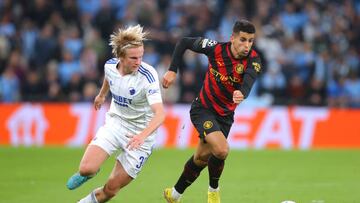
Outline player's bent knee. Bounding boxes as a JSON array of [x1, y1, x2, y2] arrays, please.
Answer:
[[212, 147, 229, 160]]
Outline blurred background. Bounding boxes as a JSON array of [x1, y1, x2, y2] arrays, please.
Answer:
[[1, 0, 359, 107]]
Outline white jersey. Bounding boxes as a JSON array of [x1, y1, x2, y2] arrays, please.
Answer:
[[104, 58, 162, 131]]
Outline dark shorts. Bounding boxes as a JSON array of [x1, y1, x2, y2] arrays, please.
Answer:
[[190, 98, 234, 142]]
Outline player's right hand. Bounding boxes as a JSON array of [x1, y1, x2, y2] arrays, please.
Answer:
[[94, 95, 105, 110], [126, 134, 145, 150], [162, 70, 177, 88]]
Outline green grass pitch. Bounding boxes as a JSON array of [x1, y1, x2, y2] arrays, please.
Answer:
[[0, 147, 359, 203]]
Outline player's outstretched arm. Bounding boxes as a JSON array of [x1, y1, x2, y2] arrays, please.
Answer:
[[127, 102, 165, 150], [94, 77, 110, 110], [162, 37, 201, 89]]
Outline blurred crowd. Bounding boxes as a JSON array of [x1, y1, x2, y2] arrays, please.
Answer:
[[0, 0, 359, 108]]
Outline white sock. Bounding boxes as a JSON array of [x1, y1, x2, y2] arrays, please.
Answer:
[[209, 186, 219, 192], [171, 187, 182, 200], [78, 194, 92, 203], [91, 191, 99, 203], [78, 191, 98, 203]]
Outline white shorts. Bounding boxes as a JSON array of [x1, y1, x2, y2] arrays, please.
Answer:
[[89, 113, 155, 178]]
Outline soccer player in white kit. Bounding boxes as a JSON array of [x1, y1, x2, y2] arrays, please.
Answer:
[[66, 24, 165, 203]]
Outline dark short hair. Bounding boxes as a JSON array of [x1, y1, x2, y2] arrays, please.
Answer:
[[233, 19, 256, 34]]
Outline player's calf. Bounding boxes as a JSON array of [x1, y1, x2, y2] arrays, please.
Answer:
[[79, 161, 100, 177]]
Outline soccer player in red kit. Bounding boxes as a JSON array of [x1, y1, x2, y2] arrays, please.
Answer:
[[162, 19, 262, 203]]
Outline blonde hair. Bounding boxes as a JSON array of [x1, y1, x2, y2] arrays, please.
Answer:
[[109, 24, 148, 58]]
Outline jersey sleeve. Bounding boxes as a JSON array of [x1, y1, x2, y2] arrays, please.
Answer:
[[169, 37, 218, 73], [192, 37, 218, 55], [104, 58, 118, 82], [104, 65, 110, 81], [144, 68, 163, 105], [239, 55, 262, 98]]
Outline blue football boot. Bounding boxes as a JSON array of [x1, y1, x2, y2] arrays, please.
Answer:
[[66, 172, 95, 190]]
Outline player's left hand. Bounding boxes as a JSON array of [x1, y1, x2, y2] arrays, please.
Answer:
[[127, 135, 145, 150], [233, 90, 244, 104]]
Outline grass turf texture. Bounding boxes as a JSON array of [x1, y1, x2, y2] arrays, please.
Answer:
[[0, 147, 359, 203]]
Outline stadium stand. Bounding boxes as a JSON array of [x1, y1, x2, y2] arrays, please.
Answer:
[[0, 0, 359, 107]]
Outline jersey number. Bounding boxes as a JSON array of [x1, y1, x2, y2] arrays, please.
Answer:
[[136, 156, 146, 169]]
